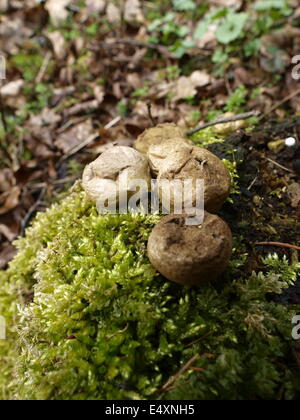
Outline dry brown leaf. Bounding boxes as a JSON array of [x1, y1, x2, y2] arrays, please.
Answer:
[[0, 79, 24, 97], [0, 244, 17, 269], [86, 0, 106, 14], [0, 17, 33, 53], [172, 71, 211, 102], [55, 119, 94, 154], [0, 224, 17, 242], [0, 186, 20, 215], [47, 31, 67, 60], [0, 169, 16, 192], [0, 0, 8, 12], [195, 23, 217, 48], [63, 99, 101, 117], [93, 85, 105, 102], [211, 0, 241, 6], [124, 0, 144, 23], [106, 3, 121, 23], [29, 107, 61, 127], [45, 0, 72, 25], [288, 183, 300, 208], [126, 73, 143, 90]]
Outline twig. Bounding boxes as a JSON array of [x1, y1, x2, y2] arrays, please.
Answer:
[[255, 242, 300, 251], [90, 39, 176, 58], [265, 157, 295, 174], [186, 111, 261, 136], [0, 80, 11, 163], [147, 102, 155, 126], [59, 133, 99, 163], [260, 87, 300, 120], [107, 323, 129, 341], [104, 115, 122, 130], [184, 331, 213, 348], [21, 187, 46, 236], [158, 354, 199, 393], [35, 51, 52, 84]]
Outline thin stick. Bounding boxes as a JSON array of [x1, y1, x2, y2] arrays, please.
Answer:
[[255, 242, 300, 251], [59, 133, 99, 163], [265, 157, 295, 174], [147, 102, 155, 126], [185, 331, 213, 348], [0, 80, 11, 163], [186, 111, 260, 136], [21, 187, 46, 236], [35, 51, 52, 84], [159, 354, 199, 393], [261, 87, 300, 119]]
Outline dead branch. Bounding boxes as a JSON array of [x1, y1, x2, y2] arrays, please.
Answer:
[[186, 111, 261, 136]]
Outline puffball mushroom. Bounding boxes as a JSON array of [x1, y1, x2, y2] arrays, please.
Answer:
[[135, 123, 193, 155], [148, 140, 231, 213], [82, 146, 151, 204], [147, 212, 232, 286]]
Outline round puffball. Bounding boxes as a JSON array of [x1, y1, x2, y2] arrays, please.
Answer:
[[82, 146, 151, 204], [147, 213, 232, 286], [135, 123, 193, 155], [150, 141, 231, 213]]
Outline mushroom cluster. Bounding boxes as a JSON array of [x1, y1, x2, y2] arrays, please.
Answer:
[[82, 123, 233, 286]]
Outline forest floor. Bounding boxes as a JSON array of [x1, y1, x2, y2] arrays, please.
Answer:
[[0, 0, 299, 285]]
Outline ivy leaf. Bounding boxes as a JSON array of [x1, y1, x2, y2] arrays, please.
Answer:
[[216, 12, 248, 44], [172, 0, 196, 11]]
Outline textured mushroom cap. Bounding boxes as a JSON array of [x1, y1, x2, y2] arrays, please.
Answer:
[[135, 123, 193, 155], [82, 146, 151, 203], [154, 144, 231, 213], [147, 213, 232, 286], [147, 137, 193, 176]]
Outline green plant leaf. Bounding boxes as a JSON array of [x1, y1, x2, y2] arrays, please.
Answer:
[[216, 12, 248, 44], [172, 0, 196, 11], [194, 21, 209, 39]]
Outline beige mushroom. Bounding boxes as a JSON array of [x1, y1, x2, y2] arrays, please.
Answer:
[[149, 140, 231, 213], [82, 146, 151, 206], [147, 212, 232, 286], [135, 123, 193, 155]]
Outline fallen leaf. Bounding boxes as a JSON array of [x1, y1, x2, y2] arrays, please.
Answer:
[[45, 0, 72, 25], [0, 0, 8, 12], [172, 70, 211, 102], [0, 244, 17, 269], [195, 23, 217, 48], [0, 224, 17, 242], [124, 0, 144, 23], [106, 3, 121, 23], [288, 183, 300, 208], [29, 107, 61, 127], [63, 99, 101, 117], [212, 0, 241, 6], [55, 119, 94, 154], [0, 16, 33, 53], [93, 85, 105, 102], [86, 0, 106, 14], [0, 169, 16, 192], [0, 186, 21, 215], [127, 73, 144, 90], [47, 31, 67, 60]]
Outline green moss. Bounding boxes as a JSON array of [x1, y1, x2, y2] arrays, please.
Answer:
[[0, 183, 299, 400]]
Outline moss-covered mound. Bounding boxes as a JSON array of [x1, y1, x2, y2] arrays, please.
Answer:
[[0, 184, 300, 400]]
